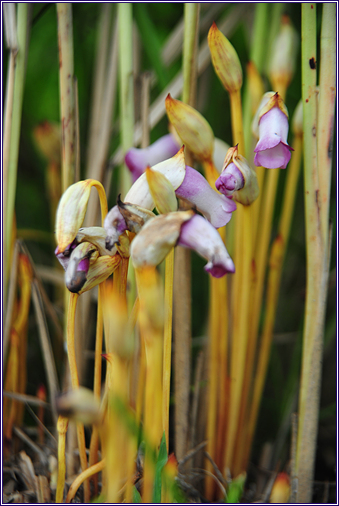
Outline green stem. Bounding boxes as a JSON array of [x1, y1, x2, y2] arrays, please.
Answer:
[[296, 4, 329, 502], [56, 3, 75, 192], [118, 3, 134, 198], [182, 3, 200, 105], [243, 3, 268, 157], [317, 3, 336, 246], [5, 3, 29, 290]]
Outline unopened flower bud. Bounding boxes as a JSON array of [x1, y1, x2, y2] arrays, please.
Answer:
[[268, 15, 299, 92], [165, 94, 214, 162], [269, 472, 291, 503], [208, 22, 243, 93], [217, 146, 259, 205]]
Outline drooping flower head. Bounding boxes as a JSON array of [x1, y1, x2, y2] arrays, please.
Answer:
[[130, 211, 235, 278], [253, 92, 293, 169]]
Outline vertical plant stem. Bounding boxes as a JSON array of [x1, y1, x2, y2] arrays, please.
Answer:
[[88, 284, 104, 493], [173, 2, 199, 465], [239, 131, 303, 472], [56, 416, 69, 503], [66, 292, 90, 502], [296, 4, 332, 502], [225, 89, 253, 476], [5, 3, 29, 290], [317, 3, 336, 244], [243, 2, 268, 158], [135, 267, 164, 503], [163, 249, 174, 452], [56, 3, 75, 191], [118, 2, 134, 197]]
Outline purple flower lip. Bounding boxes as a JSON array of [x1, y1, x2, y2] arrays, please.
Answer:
[[125, 134, 180, 182], [103, 205, 128, 250], [176, 165, 236, 228], [177, 214, 235, 277], [215, 162, 244, 196]]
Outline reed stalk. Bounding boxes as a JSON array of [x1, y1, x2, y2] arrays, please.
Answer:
[[66, 292, 90, 502], [118, 3, 134, 198], [163, 249, 174, 452], [135, 267, 164, 503], [239, 128, 303, 473], [225, 89, 253, 475], [56, 3, 75, 191], [4, 4, 29, 292], [56, 416, 69, 503], [173, 2, 200, 464], [296, 4, 334, 501]]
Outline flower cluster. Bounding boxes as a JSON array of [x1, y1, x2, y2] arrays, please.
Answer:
[[55, 32, 293, 291]]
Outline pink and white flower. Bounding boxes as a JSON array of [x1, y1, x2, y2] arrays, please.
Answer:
[[253, 92, 293, 169]]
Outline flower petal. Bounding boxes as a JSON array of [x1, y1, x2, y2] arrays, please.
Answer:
[[254, 142, 292, 169], [176, 165, 236, 228], [130, 211, 194, 268], [177, 214, 235, 277], [125, 134, 179, 182], [124, 146, 186, 209], [215, 162, 244, 196]]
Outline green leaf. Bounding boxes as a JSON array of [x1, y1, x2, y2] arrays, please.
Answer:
[[226, 473, 246, 503], [133, 487, 142, 503], [152, 432, 168, 503]]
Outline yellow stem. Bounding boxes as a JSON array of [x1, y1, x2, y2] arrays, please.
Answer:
[[89, 283, 104, 492], [163, 248, 174, 452], [66, 459, 106, 503], [56, 416, 69, 503], [90, 180, 108, 224], [226, 205, 252, 476], [67, 293, 90, 502], [135, 267, 163, 503], [241, 134, 303, 471], [229, 89, 245, 155]]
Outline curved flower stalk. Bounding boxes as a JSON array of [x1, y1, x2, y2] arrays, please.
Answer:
[[216, 145, 259, 205], [130, 211, 235, 278], [55, 179, 107, 254], [253, 92, 293, 169], [55, 180, 122, 294]]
